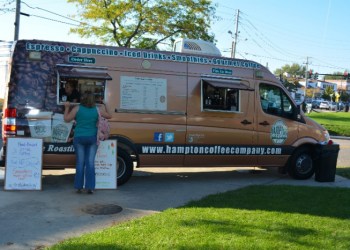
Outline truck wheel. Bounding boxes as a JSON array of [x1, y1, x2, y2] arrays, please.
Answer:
[[287, 147, 314, 180], [117, 148, 134, 186]]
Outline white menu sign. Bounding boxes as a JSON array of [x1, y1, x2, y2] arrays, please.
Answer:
[[95, 140, 117, 189], [4, 138, 43, 190], [120, 76, 167, 111]]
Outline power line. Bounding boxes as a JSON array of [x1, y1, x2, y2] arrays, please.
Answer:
[[26, 14, 81, 27], [242, 52, 298, 63], [242, 51, 348, 71], [230, 11, 348, 72], [22, 1, 81, 24], [239, 24, 275, 58], [18, 1, 105, 31], [240, 13, 302, 59]]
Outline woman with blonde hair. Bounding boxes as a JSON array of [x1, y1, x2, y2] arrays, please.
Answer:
[[64, 91, 111, 194]]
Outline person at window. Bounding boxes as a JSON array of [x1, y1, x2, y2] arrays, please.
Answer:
[[60, 80, 80, 103], [95, 93, 104, 104], [63, 91, 111, 194]]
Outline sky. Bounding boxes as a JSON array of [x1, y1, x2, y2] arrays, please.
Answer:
[[0, 0, 349, 75]]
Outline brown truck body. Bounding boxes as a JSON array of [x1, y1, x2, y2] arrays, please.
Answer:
[[1, 40, 335, 185]]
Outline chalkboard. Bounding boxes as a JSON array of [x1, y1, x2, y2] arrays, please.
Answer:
[[4, 138, 43, 190], [95, 140, 117, 189]]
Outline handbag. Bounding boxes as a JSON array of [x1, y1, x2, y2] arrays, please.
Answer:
[[96, 106, 110, 144]]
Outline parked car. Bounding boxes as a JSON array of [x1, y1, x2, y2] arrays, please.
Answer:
[[319, 101, 330, 109], [312, 100, 321, 109], [303, 102, 312, 113], [328, 102, 337, 111], [338, 102, 345, 111]]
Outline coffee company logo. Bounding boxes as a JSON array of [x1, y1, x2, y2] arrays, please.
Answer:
[[52, 124, 69, 142], [34, 121, 47, 136], [271, 120, 288, 145]]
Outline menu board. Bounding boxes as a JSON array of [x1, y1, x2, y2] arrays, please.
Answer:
[[95, 140, 117, 189], [120, 76, 167, 111], [4, 138, 43, 190]]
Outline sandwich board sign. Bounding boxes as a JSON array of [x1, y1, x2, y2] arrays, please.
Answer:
[[95, 140, 117, 189], [4, 138, 43, 190]]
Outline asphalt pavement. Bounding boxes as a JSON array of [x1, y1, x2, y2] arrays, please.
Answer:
[[0, 138, 350, 250]]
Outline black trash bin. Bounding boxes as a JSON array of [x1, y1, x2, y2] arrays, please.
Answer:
[[314, 144, 340, 182], [345, 104, 349, 112]]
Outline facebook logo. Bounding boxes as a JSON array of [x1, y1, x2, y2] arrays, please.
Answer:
[[154, 132, 163, 142]]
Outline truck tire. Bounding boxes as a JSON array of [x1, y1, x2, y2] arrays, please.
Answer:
[[117, 148, 134, 185], [287, 147, 314, 180]]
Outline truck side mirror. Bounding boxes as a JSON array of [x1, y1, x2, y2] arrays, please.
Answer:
[[295, 104, 305, 122]]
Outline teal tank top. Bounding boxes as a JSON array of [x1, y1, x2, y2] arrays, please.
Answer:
[[74, 105, 98, 137]]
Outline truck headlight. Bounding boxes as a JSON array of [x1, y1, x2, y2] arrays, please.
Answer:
[[321, 130, 330, 144]]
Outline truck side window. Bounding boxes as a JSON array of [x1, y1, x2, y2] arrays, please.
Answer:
[[58, 78, 106, 104], [202, 81, 240, 112], [260, 83, 294, 119], [56, 67, 112, 105]]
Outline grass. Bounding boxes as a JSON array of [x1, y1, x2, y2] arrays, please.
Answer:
[[49, 185, 350, 250], [306, 111, 350, 137], [47, 111, 350, 249], [337, 166, 350, 179], [306, 111, 350, 178]]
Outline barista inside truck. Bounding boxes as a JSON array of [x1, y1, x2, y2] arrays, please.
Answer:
[[59, 80, 81, 103]]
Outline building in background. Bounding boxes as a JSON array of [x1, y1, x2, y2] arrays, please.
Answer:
[[326, 79, 350, 93], [0, 41, 13, 99]]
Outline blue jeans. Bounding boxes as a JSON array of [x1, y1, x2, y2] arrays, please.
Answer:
[[73, 136, 98, 190]]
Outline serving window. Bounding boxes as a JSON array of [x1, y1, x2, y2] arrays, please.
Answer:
[[201, 78, 252, 112], [56, 66, 112, 104]]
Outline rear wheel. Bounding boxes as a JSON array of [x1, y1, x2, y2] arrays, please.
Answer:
[[287, 147, 314, 180], [117, 148, 134, 186]]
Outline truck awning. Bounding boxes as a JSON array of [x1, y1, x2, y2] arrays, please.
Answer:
[[202, 78, 254, 91], [57, 67, 112, 80]]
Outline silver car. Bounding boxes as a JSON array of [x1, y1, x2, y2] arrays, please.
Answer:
[[319, 101, 330, 109], [329, 102, 337, 111]]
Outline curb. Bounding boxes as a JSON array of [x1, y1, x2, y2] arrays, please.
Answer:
[[331, 136, 350, 140]]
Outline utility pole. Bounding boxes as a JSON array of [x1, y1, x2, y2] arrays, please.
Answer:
[[14, 0, 21, 40], [305, 56, 309, 86], [231, 9, 240, 58], [304, 56, 310, 101]]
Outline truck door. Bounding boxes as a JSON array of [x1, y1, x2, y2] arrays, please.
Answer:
[[185, 77, 257, 166], [256, 82, 299, 166]]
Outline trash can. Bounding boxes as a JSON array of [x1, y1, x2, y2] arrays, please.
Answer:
[[314, 144, 340, 182], [345, 104, 349, 112]]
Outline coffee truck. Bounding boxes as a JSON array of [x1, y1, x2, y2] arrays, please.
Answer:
[[1, 39, 338, 185]]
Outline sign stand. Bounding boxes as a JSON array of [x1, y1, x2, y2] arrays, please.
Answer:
[[95, 140, 117, 189], [4, 138, 43, 191]]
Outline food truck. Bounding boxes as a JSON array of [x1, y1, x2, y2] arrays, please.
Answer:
[[1, 39, 338, 185]]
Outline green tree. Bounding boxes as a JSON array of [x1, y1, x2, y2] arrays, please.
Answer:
[[274, 63, 306, 77], [67, 0, 217, 49], [322, 86, 334, 101], [324, 71, 349, 80], [281, 78, 298, 92], [340, 91, 350, 102]]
